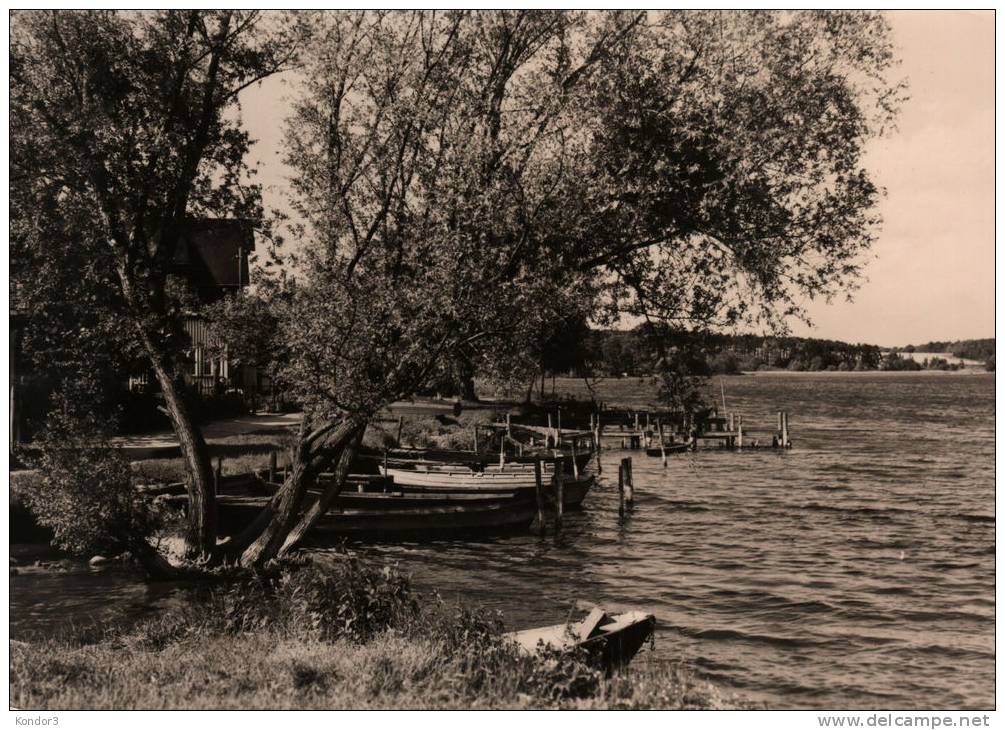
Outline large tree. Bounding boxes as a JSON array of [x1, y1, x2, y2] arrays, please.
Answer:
[[12, 10, 902, 570], [11, 10, 304, 558], [237, 9, 902, 566]]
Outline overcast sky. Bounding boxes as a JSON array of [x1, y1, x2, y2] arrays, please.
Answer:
[[240, 10, 994, 349]]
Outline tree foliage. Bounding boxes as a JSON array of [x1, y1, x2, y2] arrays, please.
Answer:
[[11, 10, 304, 556], [21, 380, 160, 556]]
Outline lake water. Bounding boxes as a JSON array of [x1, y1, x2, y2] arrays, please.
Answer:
[[10, 373, 995, 709]]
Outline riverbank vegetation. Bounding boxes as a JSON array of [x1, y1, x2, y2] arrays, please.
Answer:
[[10, 556, 741, 710]]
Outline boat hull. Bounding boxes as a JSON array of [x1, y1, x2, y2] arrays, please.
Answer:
[[507, 610, 656, 671], [215, 488, 539, 540], [372, 468, 594, 509]]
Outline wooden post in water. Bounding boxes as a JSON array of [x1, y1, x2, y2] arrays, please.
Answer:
[[782, 412, 790, 448], [534, 459, 546, 536], [556, 408, 562, 447], [777, 411, 784, 443], [499, 431, 505, 470], [618, 461, 625, 519], [624, 457, 634, 506], [554, 461, 564, 533], [571, 440, 579, 479], [547, 413, 553, 448], [396, 416, 404, 447], [594, 423, 602, 474], [737, 415, 744, 449], [506, 413, 511, 438], [658, 420, 667, 467], [268, 450, 277, 483]]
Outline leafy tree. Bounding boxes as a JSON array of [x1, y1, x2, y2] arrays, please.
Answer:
[[11, 10, 304, 558], [12, 10, 904, 569]]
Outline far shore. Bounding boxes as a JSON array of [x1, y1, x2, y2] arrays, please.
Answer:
[[737, 368, 991, 376]]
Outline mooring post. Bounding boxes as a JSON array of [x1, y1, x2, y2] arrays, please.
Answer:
[[777, 411, 784, 442], [554, 461, 564, 534], [547, 413, 553, 448], [594, 423, 603, 474], [571, 440, 580, 479], [556, 408, 562, 447], [499, 432, 505, 470], [396, 416, 404, 447], [268, 450, 277, 483], [506, 413, 511, 438], [737, 415, 744, 449], [534, 459, 546, 535], [624, 457, 634, 506], [782, 411, 790, 448], [473, 425, 479, 453], [658, 420, 667, 467], [618, 461, 625, 519]]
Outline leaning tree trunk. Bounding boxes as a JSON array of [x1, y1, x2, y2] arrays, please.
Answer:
[[116, 261, 217, 559], [276, 424, 365, 558], [240, 418, 358, 566], [148, 353, 217, 559]]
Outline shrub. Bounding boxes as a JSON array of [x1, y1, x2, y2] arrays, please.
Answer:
[[143, 554, 420, 646], [19, 382, 160, 555], [275, 556, 417, 642]]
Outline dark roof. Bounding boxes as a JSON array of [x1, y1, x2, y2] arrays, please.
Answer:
[[174, 219, 255, 293]]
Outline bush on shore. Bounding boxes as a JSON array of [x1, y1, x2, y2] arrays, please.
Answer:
[[10, 555, 743, 710]]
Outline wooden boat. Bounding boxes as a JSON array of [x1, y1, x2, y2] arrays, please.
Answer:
[[373, 466, 594, 509], [507, 607, 656, 670], [645, 443, 691, 457], [360, 447, 594, 474], [215, 487, 540, 539]]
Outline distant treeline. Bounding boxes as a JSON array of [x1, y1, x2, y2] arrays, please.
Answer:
[[896, 338, 995, 362], [546, 328, 994, 377]]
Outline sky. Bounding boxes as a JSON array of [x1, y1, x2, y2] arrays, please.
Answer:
[[240, 10, 995, 349]]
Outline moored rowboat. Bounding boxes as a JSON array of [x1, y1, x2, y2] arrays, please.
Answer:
[[372, 466, 594, 509], [506, 607, 656, 670], [215, 487, 540, 539]]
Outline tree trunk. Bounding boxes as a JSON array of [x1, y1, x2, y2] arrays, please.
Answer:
[[453, 353, 478, 402], [129, 537, 187, 581], [277, 424, 365, 558], [114, 259, 216, 559], [149, 357, 217, 559], [240, 418, 357, 566]]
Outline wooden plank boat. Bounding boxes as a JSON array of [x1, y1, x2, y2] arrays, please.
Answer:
[[373, 466, 594, 509], [380, 465, 544, 488], [361, 447, 594, 473], [644, 443, 691, 457], [215, 487, 540, 539], [506, 607, 656, 670]]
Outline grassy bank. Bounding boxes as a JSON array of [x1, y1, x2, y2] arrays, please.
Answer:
[[9, 556, 745, 710], [11, 630, 736, 710]]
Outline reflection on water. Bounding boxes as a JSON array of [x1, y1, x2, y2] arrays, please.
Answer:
[[10, 373, 994, 709]]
